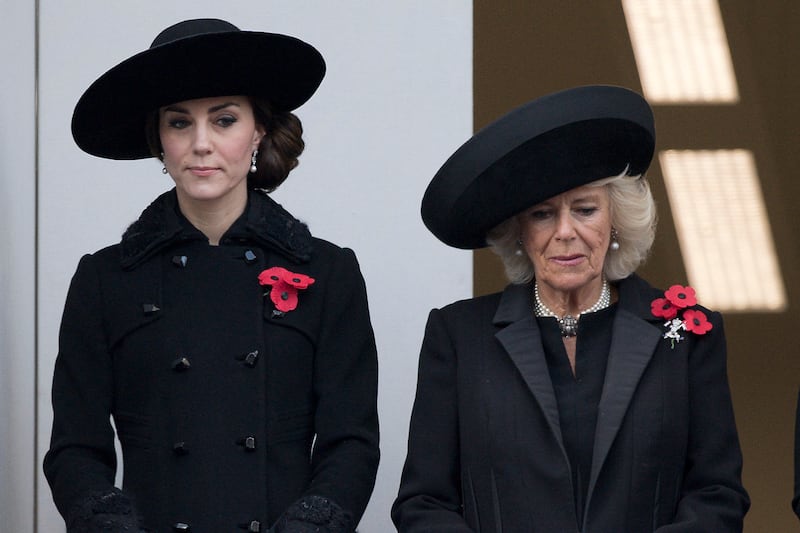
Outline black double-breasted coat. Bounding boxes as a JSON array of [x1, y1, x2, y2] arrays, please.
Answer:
[[392, 275, 749, 532], [44, 189, 380, 532]]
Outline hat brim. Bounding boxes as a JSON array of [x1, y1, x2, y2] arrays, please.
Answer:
[[421, 85, 655, 249], [72, 31, 325, 159]]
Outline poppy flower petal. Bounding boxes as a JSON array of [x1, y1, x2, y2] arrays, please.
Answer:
[[683, 309, 713, 335], [259, 266, 290, 286], [269, 281, 299, 312], [651, 297, 678, 320], [285, 273, 315, 289], [665, 285, 697, 308]]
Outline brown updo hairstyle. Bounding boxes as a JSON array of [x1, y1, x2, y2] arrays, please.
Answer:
[[146, 97, 305, 192]]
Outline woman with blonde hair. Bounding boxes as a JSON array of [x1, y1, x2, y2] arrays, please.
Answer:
[[393, 85, 748, 532]]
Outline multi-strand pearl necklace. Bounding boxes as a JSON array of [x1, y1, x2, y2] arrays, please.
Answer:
[[533, 278, 611, 337]]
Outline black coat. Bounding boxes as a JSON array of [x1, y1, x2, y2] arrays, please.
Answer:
[[44, 189, 380, 532], [393, 274, 749, 532]]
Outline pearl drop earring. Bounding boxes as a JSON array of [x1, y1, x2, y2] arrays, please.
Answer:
[[250, 150, 258, 173], [610, 228, 620, 251]]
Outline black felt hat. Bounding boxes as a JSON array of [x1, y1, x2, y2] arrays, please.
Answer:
[[421, 85, 655, 249], [71, 18, 326, 159]]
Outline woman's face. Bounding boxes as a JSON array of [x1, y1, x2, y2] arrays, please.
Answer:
[[518, 184, 612, 294], [159, 95, 264, 207]]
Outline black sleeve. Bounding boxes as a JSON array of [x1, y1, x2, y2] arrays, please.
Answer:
[[43, 254, 145, 530], [392, 309, 474, 532]]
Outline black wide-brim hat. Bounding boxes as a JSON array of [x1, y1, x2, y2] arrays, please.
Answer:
[[72, 18, 326, 159], [421, 85, 655, 249]]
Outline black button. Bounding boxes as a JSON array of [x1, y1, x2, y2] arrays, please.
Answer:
[[237, 436, 257, 451], [173, 442, 188, 456], [173, 523, 190, 532], [143, 303, 160, 315], [244, 250, 257, 264], [171, 357, 191, 371], [243, 350, 259, 368], [172, 255, 188, 267], [280, 291, 289, 300]]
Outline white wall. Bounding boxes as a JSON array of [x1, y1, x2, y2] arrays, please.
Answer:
[[0, 1, 36, 532], [29, 2, 472, 531]]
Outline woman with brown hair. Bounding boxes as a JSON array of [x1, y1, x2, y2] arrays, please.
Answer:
[[44, 18, 379, 533]]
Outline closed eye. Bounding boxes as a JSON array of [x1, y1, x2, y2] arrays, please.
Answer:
[[529, 209, 553, 220]]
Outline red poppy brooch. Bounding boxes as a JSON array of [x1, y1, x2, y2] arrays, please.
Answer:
[[258, 267, 315, 316], [650, 284, 712, 348]]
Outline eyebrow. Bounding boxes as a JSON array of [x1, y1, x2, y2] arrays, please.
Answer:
[[163, 102, 241, 114], [571, 193, 602, 203], [533, 192, 601, 209]]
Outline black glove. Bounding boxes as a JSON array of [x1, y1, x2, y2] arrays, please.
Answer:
[[270, 495, 353, 533], [67, 488, 147, 533]]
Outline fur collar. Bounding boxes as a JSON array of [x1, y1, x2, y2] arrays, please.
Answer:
[[119, 189, 313, 269]]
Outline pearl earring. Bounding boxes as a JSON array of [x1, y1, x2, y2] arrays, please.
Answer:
[[610, 228, 620, 251], [160, 152, 168, 174], [515, 238, 524, 256], [250, 150, 258, 173]]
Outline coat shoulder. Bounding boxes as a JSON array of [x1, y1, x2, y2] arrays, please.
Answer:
[[297, 237, 366, 284], [69, 244, 126, 283], [308, 236, 356, 262], [434, 290, 504, 329]]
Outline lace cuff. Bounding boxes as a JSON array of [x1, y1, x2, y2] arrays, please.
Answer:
[[66, 488, 146, 532], [272, 495, 353, 533]]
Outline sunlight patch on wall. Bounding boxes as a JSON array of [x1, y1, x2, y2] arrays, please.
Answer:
[[623, 0, 739, 103], [659, 149, 786, 311]]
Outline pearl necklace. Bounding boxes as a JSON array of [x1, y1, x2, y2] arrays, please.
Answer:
[[533, 278, 611, 337]]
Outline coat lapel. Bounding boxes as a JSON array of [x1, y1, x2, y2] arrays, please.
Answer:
[[584, 275, 664, 517], [493, 284, 569, 462], [493, 275, 668, 523]]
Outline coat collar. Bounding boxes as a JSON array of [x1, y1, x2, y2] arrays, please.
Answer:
[[493, 275, 664, 520], [119, 189, 313, 270], [492, 274, 665, 326]]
